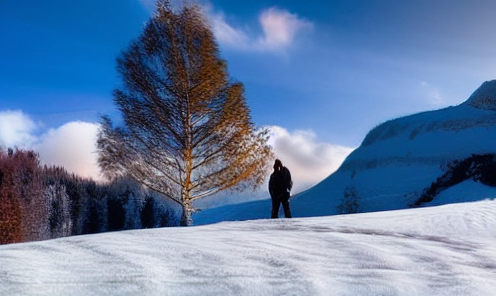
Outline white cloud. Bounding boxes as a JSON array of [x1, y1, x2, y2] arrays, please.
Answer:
[[268, 126, 354, 193], [207, 6, 313, 52], [255, 7, 313, 51], [0, 110, 39, 149], [209, 10, 251, 49], [0, 110, 102, 181], [35, 122, 102, 181]]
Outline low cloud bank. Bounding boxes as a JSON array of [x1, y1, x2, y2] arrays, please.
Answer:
[[0, 111, 353, 200], [0, 110, 101, 181]]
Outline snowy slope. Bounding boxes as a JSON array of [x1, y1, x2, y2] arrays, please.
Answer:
[[194, 80, 496, 224], [1, 200, 495, 296], [297, 80, 496, 213]]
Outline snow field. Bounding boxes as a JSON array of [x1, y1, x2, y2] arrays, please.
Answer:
[[1, 200, 495, 296]]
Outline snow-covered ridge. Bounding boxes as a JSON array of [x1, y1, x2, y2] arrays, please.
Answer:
[[464, 79, 496, 110], [361, 79, 496, 148], [361, 106, 495, 147], [338, 81, 496, 177], [341, 105, 496, 171]]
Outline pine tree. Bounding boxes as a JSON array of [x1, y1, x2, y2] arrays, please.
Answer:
[[337, 186, 361, 214], [97, 1, 272, 225], [0, 149, 22, 244], [0, 149, 49, 244]]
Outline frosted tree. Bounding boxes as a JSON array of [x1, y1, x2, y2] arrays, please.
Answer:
[[97, 1, 272, 226], [46, 183, 72, 239], [337, 186, 361, 214]]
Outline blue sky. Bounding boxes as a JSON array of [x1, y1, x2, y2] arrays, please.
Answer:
[[1, 0, 495, 186]]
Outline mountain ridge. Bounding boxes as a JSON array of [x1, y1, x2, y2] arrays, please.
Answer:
[[464, 79, 496, 110]]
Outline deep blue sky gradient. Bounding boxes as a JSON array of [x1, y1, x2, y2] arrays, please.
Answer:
[[1, 0, 495, 147]]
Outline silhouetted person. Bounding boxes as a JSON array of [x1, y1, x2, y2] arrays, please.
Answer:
[[269, 159, 292, 218]]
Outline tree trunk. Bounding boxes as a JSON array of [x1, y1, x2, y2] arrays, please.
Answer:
[[180, 203, 193, 226]]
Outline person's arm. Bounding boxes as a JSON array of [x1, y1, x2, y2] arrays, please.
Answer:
[[285, 168, 293, 191], [268, 174, 274, 197]]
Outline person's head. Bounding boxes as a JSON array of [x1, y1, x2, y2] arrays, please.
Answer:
[[273, 159, 282, 171]]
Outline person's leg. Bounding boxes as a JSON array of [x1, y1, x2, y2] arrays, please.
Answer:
[[282, 197, 292, 218], [271, 198, 280, 218]]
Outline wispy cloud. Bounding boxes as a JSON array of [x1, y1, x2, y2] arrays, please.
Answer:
[[255, 7, 313, 51], [208, 9, 251, 49], [207, 6, 313, 52], [420, 81, 446, 105]]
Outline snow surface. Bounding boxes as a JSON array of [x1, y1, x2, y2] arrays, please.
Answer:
[[1, 200, 496, 296], [192, 179, 496, 225]]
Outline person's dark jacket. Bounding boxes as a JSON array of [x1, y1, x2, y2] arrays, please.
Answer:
[[269, 166, 292, 200]]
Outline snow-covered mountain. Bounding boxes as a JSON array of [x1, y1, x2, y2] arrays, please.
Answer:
[[1, 200, 495, 296], [194, 80, 496, 225]]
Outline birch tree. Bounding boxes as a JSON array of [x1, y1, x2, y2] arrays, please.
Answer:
[[97, 1, 272, 226]]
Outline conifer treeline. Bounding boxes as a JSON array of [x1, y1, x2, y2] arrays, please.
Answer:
[[0, 148, 179, 245]]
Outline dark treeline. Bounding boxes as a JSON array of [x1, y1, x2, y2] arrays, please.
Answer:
[[0, 148, 180, 245]]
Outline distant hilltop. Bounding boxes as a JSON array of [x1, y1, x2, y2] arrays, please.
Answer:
[[361, 79, 496, 148], [464, 79, 496, 110]]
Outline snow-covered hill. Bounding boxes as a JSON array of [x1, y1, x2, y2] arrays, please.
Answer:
[[194, 80, 496, 224], [1, 200, 495, 296]]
